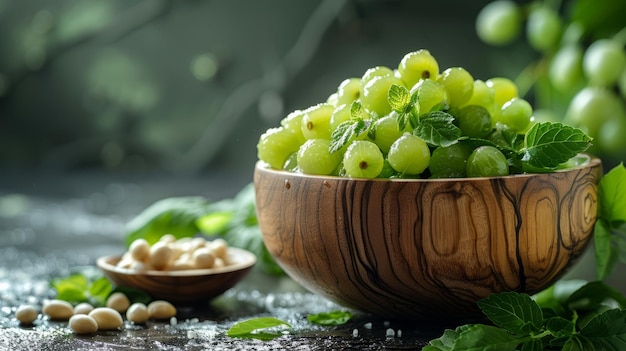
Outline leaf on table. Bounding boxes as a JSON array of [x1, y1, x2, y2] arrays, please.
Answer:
[[307, 310, 353, 326], [226, 317, 291, 340]]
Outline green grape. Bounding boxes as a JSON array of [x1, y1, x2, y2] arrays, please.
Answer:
[[526, 6, 562, 52], [296, 139, 342, 175], [397, 49, 439, 87], [342, 140, 384, 178], [257, 127, 302, 170], [485, 77, 518, 107], [466, 146, 509, 177], [597, 116, 626, 158], [583, 39, 626, 87], [531, 109, 560, 123], [336, 78, 361, 105], [619, 67, 626, 100], [326, 92, 339, 106], [283, 152, 298, 172], [361, 74, 405, 117], [387, 134, 430, 175], [475, 0, 522, 46], [429, 142, 472, 178], [371, 113, 407, 154], [436, 67, 474, 107], [455, 105, 492, 138], [410, 79, 448, 114], [460, 80, 496, 113], [280, 109, 306, 143], [548, 45, 584, 92], [498, 97, 533, 133], [361, 66, 394, 91], [564, 86, 624, 138], [301, 103, 334, 140], [329, 104, 352, 131]]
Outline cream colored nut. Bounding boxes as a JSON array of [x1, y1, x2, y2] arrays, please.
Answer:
[[43, 300, 74, 320], [129, 238, 150, 262], [170, 258, 195, 271], [159, 234, 176, 243], [126, 303, 149, 324], [147, 300, 176, 319], [15, 305, 38, 324], [192, 247, 215, 269], [88, 307, 123, 330], [69, 314, 98, 334], [106, 292, 130, 313], [209, 238, 228, 259], [149, 241, 173, 270], [213, 257, 225, 269], [116, 252, 135, 269], [73, 302, 94, 315], [190, 237, 207, 251], [129, 260, 150, 272]]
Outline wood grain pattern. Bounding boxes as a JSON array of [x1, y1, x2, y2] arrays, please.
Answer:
[[254, 157, 602, 321]]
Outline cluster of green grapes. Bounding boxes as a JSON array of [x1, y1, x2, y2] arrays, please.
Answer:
[[257, 49, 556, 179], [475, 0, 626, 160]]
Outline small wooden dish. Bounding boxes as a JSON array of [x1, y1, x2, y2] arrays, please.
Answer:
[[97, 247, 256, 303]]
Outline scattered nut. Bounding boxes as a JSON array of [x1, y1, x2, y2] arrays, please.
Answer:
[[126, 303, 149, 324], [43, 300, 74, 320], [147, 300, 176, 320], [73, 302, 94, 315], [15, 305, 38, 324], [88, 307, 124, 330], [106, 292, 130, 313], [69, 314, 98, 334]]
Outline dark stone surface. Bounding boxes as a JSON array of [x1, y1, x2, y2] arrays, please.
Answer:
[[0, 171, 444, 350]]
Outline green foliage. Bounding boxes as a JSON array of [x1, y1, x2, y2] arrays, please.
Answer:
[[51, 272, 112, 306], [226, 317, 291, 340], [307, 310, 353, 326], [521, 122, 593, 169], [413, 111, 462, 147]]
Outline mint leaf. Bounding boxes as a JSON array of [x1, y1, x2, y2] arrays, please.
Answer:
[[226, 317, 291, 340], [124, 196, 211, 246], [388, 84, 411, 112], [451, 324, 523, 351], [413, 111, 462, 147], [423, 328, 461, 350], [307, 310, 353, 326], [329, 121, 355, 154], [598, 163, 626, 225], [521, 122, 592, 169], [566, 281, 626, 311], [478, 292, 543, 334], [350, 100, 364, 119], [520, 338, 542, 351], [545, 316, 575, 338], [89, 276, 113, 306], [579, 308, 626, 349]]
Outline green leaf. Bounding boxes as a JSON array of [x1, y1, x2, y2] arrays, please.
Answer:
[[196, 211, 233, 235], [112, 285, 152, 305], [424, 328, 460, 351], [226, 317, 291, 340], [350, 100, 363, 119], [413, 111, 462, 147], [566, 281, 626, 311], [451, 324, 523, 351], [579, 309, 626, 349], [598, 163, 626, 225], [477, 292, 544, 334], [307, 310, 353, 326], [595, 219, 619, 281], [545, 316, 576, 338], [329, 121, 356, 154], [124, 197, 211, 246], [51, 273, 89, 304], [388, 84, 411, 112], [88, 276, 113, 306], [521, 122, 592, 169], [520, 338, 543, 351]]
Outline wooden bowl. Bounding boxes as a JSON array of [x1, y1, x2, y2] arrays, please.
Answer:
[[97, 247, 256, 303], [254, 156, 602, 321]]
